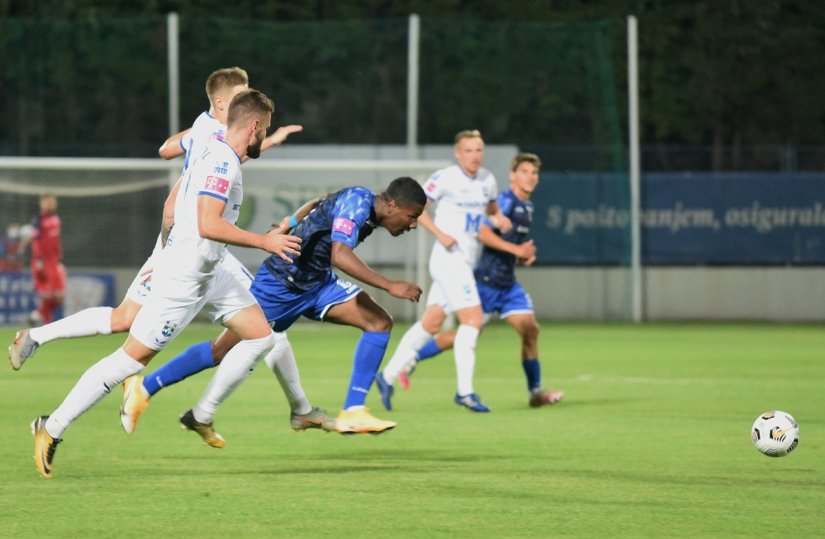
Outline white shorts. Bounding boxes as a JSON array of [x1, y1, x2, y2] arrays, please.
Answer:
[[426, 247, 480, 313], [126, 241, 253, 305], [129, 263, 256, 351]]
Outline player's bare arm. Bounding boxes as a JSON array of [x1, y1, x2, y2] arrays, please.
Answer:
[[485, 200, 513, 233], [330, 242, 422, 302], [270, 195, 324, 234], [240, 124, 304, 164], [160, 177, 183, 247], [158, 128, 191, 160], [261, 124, 303, 151], [197, 195, 301, 261], [478, 223, 536, 260], [417, 201, 457, 249]]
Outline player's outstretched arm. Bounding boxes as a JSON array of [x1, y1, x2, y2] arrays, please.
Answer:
[[478, 223, 536, 260], [158, 129, 191, 160], [197, 196, 301, 261], [270, 195, 325, 234], [417, 201, 457, 249], [261, 124, 303, 151], [331, 242, 422, 302]]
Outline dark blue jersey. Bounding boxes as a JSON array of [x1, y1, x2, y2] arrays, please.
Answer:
[[474, 189, 533, 288], [262, 186, 377, 291]]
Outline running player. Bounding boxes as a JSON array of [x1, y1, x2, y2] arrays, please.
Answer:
[[375, 130, 511, 413], [379, 153, 565, 409], [124, 177, 426, 442], [8, 67, 300, 370], [30, 89, 298, 479], [7, 69, 327, 434]]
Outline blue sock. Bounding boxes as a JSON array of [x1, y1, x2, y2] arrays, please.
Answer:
[[522, 358, 541, 392], [415, 338, 443, 362], [142, 341, 216, 397], [344, 331, 390, 409]]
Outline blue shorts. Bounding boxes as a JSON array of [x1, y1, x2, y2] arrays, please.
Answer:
[[249, 267, 361, 332], [477, 281, 534, 320]]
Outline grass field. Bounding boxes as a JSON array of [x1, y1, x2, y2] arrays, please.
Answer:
[[0, 322, 822, 538]]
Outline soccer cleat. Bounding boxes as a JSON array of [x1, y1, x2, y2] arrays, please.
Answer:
[[374, 371, 394, 411], [335, 407, 396, 435], [290, 407, 337, 432], [8, 330, 39, 371], [454, 393, 491, 413], [31, 415, 61, 479], [529, 388, 565, 408], [120, 375, 150, 434], [397, 361, 417, 391], [179, 409, 225, 448]]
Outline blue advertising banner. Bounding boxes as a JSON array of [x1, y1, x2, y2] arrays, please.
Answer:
[[0, 271, 116, 326], [533, 172, 825, 265]]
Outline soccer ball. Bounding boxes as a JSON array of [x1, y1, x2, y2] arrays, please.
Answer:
[[751, 411, 799, 457]]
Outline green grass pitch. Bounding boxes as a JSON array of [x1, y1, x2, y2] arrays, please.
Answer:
[[0, 322, 822, 538]]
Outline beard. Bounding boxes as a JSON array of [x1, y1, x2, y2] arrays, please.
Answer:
[[246, 142, 262, 159]]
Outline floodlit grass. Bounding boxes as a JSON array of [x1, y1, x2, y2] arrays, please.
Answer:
[[0, 322, 823, 538]]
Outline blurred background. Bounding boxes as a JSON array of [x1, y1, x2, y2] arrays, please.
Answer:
[[1, 0, 823, 323]]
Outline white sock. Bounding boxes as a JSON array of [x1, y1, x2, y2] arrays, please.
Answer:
[[264, 332, 312, 415], [45, 347, 143, 438], [454, 325, 480, 396], [193, 332, 275, 424], [382, 321, 432, 384], [30, 306, 113, 345]]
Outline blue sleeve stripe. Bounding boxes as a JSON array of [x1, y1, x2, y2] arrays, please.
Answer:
[[179, 138, 186, 152], [198, 191, 228, 202]]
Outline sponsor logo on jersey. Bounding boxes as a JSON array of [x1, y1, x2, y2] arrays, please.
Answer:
[[205, 176, 230, 195], [333, 217, 355, 236], [213, 161, 229, 175]]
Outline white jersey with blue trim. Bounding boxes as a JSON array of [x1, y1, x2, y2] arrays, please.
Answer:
[[173, 112, 227, 221], [179, 111, 226, 174], [423, 164, 498, 265], [164, 138, 243, 275]]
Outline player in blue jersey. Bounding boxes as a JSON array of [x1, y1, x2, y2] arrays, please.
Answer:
[[125, 177, 426, 439], [379, 153, 565, 409]]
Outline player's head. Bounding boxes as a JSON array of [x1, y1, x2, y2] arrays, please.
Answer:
[[454, 129, 484, 177], [377, 177, 426, 236], [39, 193, 57, 214], [509, 153, 541, 197], [206, 67, 250, 122], [227, 89, 274, 159]]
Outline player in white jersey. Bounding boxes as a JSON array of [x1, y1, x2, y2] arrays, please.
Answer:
[[376, 130, 512, 413], [8, 67, 324, 435], [30, 89, 299, 479], [8, 68, 300, 368]]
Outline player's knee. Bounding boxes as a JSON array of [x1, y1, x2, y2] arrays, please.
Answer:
[[523, 321, 540, 344], [366, 312, 393, 333]]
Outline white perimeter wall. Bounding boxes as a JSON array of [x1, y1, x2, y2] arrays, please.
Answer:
[[103, 266, 824, 322]]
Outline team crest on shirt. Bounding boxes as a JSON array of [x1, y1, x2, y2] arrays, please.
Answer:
[[161, 320, 178, 338]]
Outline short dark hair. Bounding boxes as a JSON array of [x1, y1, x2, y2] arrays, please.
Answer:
[[511, 152, 542, 171], [227, 89, 274, 128], [383, 177, 426, 208]]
